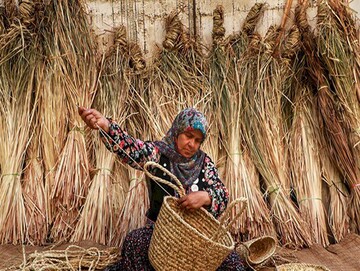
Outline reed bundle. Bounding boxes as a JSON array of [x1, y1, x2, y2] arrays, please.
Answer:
[[209, 5, 233, 154], [36, 0, 70, 229], [71, 26, 143, 245], [15, 245, 120, 271], [0, 2, 43, 244], [111, 169, 149, 247], [316, 0, 360, 233], [22, 60, 48, 245], [49, 0, 98, 241], [296, 0, 359, 236], [321, 153, 350, 242], [287, 64, 330, 246], [295, 0, 350, 243], [241, 25, 311, 248], [147, 10, 208, 135], [211, 4, 274, 240], [281, 24, 330, 246]]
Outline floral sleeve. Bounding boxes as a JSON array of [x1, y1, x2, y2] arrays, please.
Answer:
[[99, 120, 160, 170], [203, 155, 229, 218]]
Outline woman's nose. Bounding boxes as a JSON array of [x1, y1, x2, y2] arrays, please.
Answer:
[[188, 139, 195, 148]]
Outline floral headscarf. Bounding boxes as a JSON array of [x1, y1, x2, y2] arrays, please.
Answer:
[[154, 108, 208, 187]]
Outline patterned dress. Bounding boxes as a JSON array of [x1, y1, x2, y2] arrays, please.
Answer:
[[101, 120, 246, 271]]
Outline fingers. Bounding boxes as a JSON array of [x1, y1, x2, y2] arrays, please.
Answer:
[[178, 191, 211, 210], [78, 107, 100, 130], [178, 196, 190, 209], [78, 106, 85, 115], [178, 195, 198, 210]]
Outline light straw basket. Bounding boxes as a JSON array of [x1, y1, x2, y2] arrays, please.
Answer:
[[236, 235, 276, 266], [276, 263, 331, 271], [144, 161, 247, 271]]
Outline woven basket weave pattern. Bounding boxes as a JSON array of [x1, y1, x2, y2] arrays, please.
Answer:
[[148, 197, 234, 271], [236, 236, 276, 265], [276, 263, 331, 271], [144, 161, 247, 271]]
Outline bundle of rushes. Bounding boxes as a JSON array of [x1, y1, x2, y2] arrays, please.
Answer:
[[211, 4, 274, 240], [37, 0, 70, 237], [49, 0, 98, 241], [146, 10, 209, 136], [71, 26, 148, 245], [240, 25, 311, 248], [316, 0, 360, 233], [285, 27, 330, 246], [0, 1, 44, 245], [106, 29, 154, 247], [209, 5, 233, 156], [295, 0, 350, 243]]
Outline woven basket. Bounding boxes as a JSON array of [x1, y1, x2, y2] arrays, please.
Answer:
[[236, 235, 276, 265], [144, 161, 247, 271], [276, 263, 331, 271]]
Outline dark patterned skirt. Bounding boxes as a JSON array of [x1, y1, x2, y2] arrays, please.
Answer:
[[105, 223, 247, 271]]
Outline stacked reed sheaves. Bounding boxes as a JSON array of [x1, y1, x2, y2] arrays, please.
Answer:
[[0, 0, 359, 257]]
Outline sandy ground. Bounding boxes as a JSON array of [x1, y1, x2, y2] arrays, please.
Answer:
[[0, 234, 359, 270]]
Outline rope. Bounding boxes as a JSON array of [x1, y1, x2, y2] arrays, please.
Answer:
[[14, 245, 120, 271]]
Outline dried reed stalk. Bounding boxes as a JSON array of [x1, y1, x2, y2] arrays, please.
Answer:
[[288, 80, 330, 246], [295, 1, 350, 243], [320, 153, 350, 242], [317, 0, 360, 233], [111, 169, 149, 247], [49, 0, 98, 241], [0, 12, 40, 244], [147, 10, 208, 136], [22, 61, 49, 245], [211, 4, 274, 240], [296, 0, 360, 235], [241, 25, 312, 248], [71, 26, 136, 245]]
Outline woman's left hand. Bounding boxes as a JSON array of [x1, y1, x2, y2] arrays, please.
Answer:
[[178, 191, 211, 210]]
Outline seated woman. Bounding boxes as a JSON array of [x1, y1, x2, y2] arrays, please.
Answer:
[[78, 107, 246, 271]]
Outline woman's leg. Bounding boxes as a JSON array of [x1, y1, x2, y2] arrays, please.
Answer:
[[216, 251, 247, 271], [105, 224, 155, 271]]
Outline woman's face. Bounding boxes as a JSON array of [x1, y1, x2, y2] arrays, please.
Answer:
[[174, 129, 203, 158]]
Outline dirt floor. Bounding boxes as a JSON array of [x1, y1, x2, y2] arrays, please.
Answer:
[[0, 234, 359, 270]]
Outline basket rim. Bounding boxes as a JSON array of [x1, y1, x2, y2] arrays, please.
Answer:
[[160, 196, 235, 250], [276, 262, 331, 271]]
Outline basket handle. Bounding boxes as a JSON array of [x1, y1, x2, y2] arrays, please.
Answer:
[[144, 161, 186, 197], [211, 197, 247, 241]]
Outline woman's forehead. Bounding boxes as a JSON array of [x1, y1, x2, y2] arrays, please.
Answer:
[[182, 128, 204, 139]]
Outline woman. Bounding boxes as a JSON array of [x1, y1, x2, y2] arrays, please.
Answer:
[[78, 106, 246, 271]]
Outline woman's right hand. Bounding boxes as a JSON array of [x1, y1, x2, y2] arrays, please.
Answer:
[[78, 106, 110, 133]]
